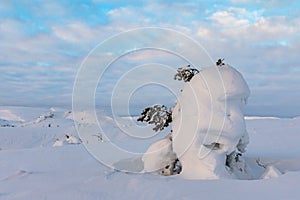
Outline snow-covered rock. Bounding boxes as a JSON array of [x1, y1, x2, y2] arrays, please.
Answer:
[[261, 165, 282, 179], [53, 135, 82, 147], [142, 135, 178, 175], [172, 64, 250, 179], [65, 134, 81, 144], [52, 139, 64, 147]]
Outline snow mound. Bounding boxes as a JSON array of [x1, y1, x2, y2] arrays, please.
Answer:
[[0, 106, 51, 122], [172, 64, 250, 179], [245, 116, 280, 120], [261, 165, 282, 179], [0, 107, 78, 149], [71, 110, 101, 125], [20, 112, 55, 127], [64, 110, 73, 120], [0, 109, 25, 122], [52, 135, 82, 147], [65, 134, 81, 144], [52, 139, 64, 147], [142, 136, 177, 175]]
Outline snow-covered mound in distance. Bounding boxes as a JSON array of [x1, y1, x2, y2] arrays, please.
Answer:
[[67, 110, 98, 124], [245, 116, 281, 120], [0, 106, 50, 122], [0, 106, 79, 150], [0, 106, 109, 128], [0, 107, 30, 127], [293, 116, 300, 120], [172, 64, 250, 179], [0, 109, 25, 122], [0, 106, 72, 128], [261, 165, 282, 179]]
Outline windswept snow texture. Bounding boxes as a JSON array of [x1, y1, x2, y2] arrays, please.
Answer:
[[0, 106, 300, 199]]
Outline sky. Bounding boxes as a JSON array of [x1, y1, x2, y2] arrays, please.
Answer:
[[0, 0, 300, 117]]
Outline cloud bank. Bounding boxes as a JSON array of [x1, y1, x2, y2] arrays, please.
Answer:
[[0, 0, 299, 116]]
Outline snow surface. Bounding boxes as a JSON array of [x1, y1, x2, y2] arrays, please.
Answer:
[[1, 106, 300, 199]]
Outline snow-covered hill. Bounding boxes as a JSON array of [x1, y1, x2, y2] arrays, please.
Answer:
[[0, 106, 300, 199]]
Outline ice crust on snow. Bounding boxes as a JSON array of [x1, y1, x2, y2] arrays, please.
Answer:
[[171, 64, 250, 179]]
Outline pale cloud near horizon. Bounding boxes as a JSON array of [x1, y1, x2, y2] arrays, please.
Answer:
[[0, 0, 300, 116]]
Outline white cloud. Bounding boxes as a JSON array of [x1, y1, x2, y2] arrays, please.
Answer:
[[263, 0, 299, 8], [209, 7, 264, 28], [107, 6, 152, 26], [52, 22, 97, 44], [211, 11, 248, 27], [250, 16, 297, 38], [228, 0, 263, 4]]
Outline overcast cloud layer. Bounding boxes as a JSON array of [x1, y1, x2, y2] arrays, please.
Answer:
[[0, 0, 299, 117]]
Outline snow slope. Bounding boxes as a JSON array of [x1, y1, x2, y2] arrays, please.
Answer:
[[0, 106, 300, 199]]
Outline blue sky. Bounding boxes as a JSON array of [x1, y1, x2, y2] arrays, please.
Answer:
[[1, 0, 300, 116]]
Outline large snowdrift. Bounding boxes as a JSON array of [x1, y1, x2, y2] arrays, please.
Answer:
[[171, 64, 250, 179]]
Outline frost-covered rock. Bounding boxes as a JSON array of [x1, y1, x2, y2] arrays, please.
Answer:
[[172, 64, 250, 179], [65, 134, 81, 144], [34, 112, 54, 124], [52, 135, 81, 147]]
